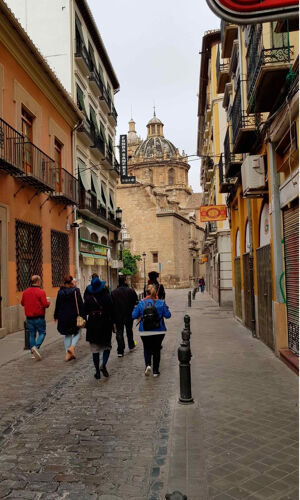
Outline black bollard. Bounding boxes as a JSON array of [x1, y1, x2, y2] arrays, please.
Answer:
[[184, 314, 191, 336], [178, 324, 194, 405], [24, 320, 30, 350], [166, 491, 187, 500], [187, 291, 191, 307]]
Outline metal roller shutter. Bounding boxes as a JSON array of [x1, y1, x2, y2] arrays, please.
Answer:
[[283, 204, 299, 355]]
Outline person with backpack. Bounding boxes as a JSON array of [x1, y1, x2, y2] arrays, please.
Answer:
[[84, 277, 113, 379], [148, 271, 165, 300], [132, 285, 171, 377]]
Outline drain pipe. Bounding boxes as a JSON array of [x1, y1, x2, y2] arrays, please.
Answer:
[[71, 120, 83, 290]]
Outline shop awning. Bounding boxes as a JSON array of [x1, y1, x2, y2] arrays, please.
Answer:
[[91, 170, 102, 202], [78, 159, 91, 191]]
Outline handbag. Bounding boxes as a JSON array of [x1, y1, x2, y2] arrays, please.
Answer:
[[74, 290, 85, 328]]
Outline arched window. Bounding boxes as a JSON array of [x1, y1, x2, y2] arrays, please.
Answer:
[[236, 228, 240, 257], [168, 168, 175, 185], [79, 227, 90, 240], [259, 203, 270, 247], [101, 236, 107, 245], [91, 232, 98, 242]]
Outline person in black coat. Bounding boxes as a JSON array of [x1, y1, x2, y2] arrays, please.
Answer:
[[148, 271, 165, 300], [84, 277, 113, 379], [111, 276, 138, 357], [54, 275, 84, 361]]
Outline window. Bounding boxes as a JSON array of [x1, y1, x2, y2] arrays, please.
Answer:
[[16, 220, 42, 291], [152, 252, 158, 263], [22, 107, 33, 173], [151, 125, 155, 135], [168, 168, 175, 185], [51, 230, 69, 287], [54, 138, 62, 191]]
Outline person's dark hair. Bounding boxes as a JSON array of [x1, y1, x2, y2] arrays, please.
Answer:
[[118, 276, 127, 286], [64, 275, 73, 285], [91, 273, 99, 279]]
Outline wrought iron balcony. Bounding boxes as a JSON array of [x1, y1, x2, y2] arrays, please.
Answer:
[[113, 158, 120, 175], [90, 128, 105, 160], [218, 154, 231, 193], [89, 70, 104, 99], [17, 141, 56, 192], [108, 104, 118, 126], [99, 87, 110, 113], [75, 38, 91, 75], [52, 168, 79, 205], [0, 118, 24, 174], [79, 189, 103, 218], [77, 117, 94, 147], [231, 86, 259, 153], [216, 46, 229, 93], [224, 128, 243, 178], [247, 45, 293, 112], [221, 20, 238, 58]]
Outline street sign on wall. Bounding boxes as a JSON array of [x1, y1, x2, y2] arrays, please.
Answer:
[[206, 0, 299, 23], [200, 205, 227, 222]]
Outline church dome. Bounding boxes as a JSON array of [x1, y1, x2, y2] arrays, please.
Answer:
[[134, 112, 178, 159], [134, 136, 177, 159]]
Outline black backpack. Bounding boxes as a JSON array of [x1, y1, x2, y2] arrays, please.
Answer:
[[142, 302, 161, 331]]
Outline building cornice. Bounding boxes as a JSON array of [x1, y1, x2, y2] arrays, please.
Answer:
[[0, 1, 83, 127]]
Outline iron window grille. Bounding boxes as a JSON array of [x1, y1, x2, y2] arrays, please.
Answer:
[[16, 220, 43, 291], [51, 230, 69, 287]]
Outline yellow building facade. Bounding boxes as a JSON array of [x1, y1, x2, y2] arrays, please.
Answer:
[[203, 20, 299, 370]]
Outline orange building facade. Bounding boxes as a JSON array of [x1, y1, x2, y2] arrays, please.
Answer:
[[0, 1, 82, 336]]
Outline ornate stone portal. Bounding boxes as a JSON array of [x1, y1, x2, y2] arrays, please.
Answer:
[[117, 113, 205, 289]]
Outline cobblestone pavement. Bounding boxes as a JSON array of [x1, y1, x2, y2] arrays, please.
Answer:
[[0, 291, 185, 500], [0, 290, 298, 500]]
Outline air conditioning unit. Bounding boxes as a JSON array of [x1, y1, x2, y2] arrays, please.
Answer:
[[242, 155, 266, 197]]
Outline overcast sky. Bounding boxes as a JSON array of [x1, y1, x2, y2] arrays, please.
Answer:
[[87, 0, 219, 192]]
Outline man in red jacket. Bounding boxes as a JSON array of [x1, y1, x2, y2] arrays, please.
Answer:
[[21, 275, 50, 360]]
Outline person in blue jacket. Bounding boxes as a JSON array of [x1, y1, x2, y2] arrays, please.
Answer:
[[132, 285, 171, 377]]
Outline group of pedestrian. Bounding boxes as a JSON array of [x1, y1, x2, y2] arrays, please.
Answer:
[[21, 271, 171, 379]]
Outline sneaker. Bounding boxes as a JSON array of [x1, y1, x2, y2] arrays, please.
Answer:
[[100, 365, 109, 378], [31, 346, 41, 361], [117, 353, 124, 358], [144, 366, 152, 376], [129, 345, 136, 352], [153, 372, 160, 378]]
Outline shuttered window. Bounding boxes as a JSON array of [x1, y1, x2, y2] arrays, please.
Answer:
[[283, 203, 299, 355]]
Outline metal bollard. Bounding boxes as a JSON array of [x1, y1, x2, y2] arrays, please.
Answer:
[[187, 291, 191, 307], [24, 320, 30, 350], [192, 286, 198, 300], [184, 314, 191, 337], [166, 491, 187, 500], [178, 321, 194, 405]]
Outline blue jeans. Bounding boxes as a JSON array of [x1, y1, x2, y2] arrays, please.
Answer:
[[200, 285, 205, 293], [27, 317, 46, 350], [64, 332, 81, 351]]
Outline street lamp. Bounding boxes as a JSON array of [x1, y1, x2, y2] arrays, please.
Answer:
[[142, 252, 146, 297], [116, 207, 122, 224]]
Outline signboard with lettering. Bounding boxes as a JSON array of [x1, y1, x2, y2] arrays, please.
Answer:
[[200, 205, 227, 222], [120, 134, 128, 178], [206, 0, 299, 23], [120, 176, 136, 184]]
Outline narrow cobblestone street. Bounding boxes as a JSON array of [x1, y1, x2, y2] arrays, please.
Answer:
[[0, 290, 298, 500]]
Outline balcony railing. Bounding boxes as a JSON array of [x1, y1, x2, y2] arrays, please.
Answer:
[[108, 104, 118, 125], [216, 46, 229, 93], [0, 118, 24, 174], [79, 190, 102, 218], [52, 168, 79, 205], [89, 70, 104, 98], [21, 142, 56, 191], [75, 38, 91, 73], [230, 85, 260, 153], [113, 158, 120, 175], [246, 25, 263, 100], [247, 46, 292, 110], [90, 128, 105, 157]]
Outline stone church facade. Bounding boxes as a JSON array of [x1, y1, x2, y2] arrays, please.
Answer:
[[117, 114, 205, 289]]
